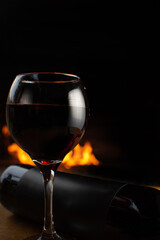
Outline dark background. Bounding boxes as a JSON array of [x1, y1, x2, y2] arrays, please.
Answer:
[[0, 0, 158, 122], [0, 0, 159, 178]]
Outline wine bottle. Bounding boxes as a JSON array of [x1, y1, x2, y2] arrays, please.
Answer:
[[1, 165, 160, 239]]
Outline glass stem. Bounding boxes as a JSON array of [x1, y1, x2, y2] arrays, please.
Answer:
[[42, 169, 55, 238]]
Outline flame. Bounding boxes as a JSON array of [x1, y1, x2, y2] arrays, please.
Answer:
[[8, 143, 35, 166], [2, 125, 10, 137], [2, 125, 100, 168], [62, 142, 100, 169]]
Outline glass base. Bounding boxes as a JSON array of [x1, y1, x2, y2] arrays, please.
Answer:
[[25, 231, 62, 240], [24, 232, 77, 240]]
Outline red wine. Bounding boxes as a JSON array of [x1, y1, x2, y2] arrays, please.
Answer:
[[6, 103, 87, 163]]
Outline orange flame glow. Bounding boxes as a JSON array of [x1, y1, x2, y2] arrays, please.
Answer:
[[62, 142, 100, 169], [149, 186, 160, 191], [2, 125, 100, 168], [2, 125, 10, 137], [8, 143, 35, 166]]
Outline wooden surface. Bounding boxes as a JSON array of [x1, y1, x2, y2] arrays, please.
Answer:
[[0, 204, 77, 240], [1, 203, 160, 240], [0, 203, 41, 240]]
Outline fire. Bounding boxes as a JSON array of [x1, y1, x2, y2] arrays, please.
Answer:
[[2, 125, 10, 137], [2, 125, 100, 168], [62, 142, 100, 169], [8, 143, 35, 166]]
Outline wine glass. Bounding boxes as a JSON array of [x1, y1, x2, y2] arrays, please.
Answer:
[[6, 72, 88, 240]]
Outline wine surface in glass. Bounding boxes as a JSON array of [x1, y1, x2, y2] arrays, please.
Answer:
[[6, 103, 87, 164]]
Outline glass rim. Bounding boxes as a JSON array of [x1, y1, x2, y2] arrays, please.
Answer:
[[16, 72, 80, 83]]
